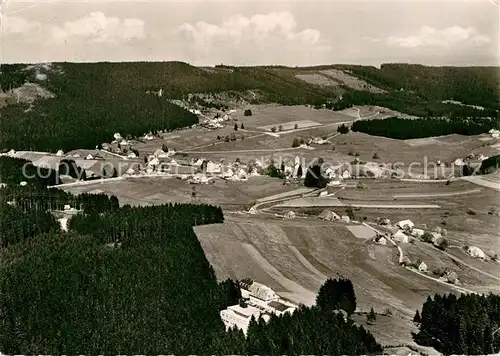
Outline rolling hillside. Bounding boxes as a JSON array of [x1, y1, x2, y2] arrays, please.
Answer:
[[0, 62, 498, 152]]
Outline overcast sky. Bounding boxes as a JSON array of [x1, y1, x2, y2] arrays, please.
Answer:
[[1, 0, 498, 66]]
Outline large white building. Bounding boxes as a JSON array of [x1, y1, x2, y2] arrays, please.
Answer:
[[220, 281, 297, 334], [220, 304, 265, 335]]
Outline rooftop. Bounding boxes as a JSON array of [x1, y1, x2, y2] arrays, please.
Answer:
[[268, 301, 292, 312], [227, 305, 261, 319]]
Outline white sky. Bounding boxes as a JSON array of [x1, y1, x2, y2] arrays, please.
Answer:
[[0, 0, 498, 66]]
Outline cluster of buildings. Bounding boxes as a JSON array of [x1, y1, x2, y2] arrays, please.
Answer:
[[220, 280, 297, 335], [125, 150, 264, 183]]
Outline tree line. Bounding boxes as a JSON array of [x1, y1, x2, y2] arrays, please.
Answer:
[[351, 116, 498, 140], [337, 64, 500, 110], [414, 293, 500, 355]]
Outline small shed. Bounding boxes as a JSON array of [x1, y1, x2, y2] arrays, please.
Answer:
[[56, 150, 65, 157], [418, 261, 428, 272], [341, 215, 350, 223], [284, 211, 296, 219]]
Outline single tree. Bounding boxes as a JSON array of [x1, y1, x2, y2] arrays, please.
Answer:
[[240, 123, 245, 130], [162, 143, 168, 152], [367, 307, 376, 324], [292, 138, 300, 148], [413, 310, 421, 324], [294, 123, 299, 129], [278, 125, 283, 132], [271, 126, 277, 133], [217, 135, 221, 140], [234, 123, 238, 131]]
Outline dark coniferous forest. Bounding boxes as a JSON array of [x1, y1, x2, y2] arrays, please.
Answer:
[[0, 157, 383, 354], [1, 62, 498, 151], [351, 116, 498, 140], [414, 293, 500, 355]]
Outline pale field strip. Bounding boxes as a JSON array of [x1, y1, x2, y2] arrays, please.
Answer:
[[393, 188, 482, 198], [241, 243, 317, 306], [319, 69, 386, 94], [294, 73, 340, 87], [258, 120, 321, 131], [461, 176, 500, 192], [404, 138, 442, 147], [346, 225, 378, 239], [287, 246, 328, 281]]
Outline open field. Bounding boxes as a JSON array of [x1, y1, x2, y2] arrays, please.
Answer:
[[194, 214, 489, 348], [320, 69, 386, 94], [59, 175, 293, 209], [258, 120, 321, 131]]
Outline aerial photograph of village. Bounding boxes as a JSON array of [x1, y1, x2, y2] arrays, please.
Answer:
[[0, 0, 499, 354]]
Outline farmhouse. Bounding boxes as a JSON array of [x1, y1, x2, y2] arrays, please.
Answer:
[[318, 210, 340, 221], [467, 246, 486, 259], [154, 149, 168, 158], [206, 161, 222, 174], [396, 219, 414, 230], [375, 236, 387, 246], [393, 230, 410, 243], [411, 228, 425, 237]]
